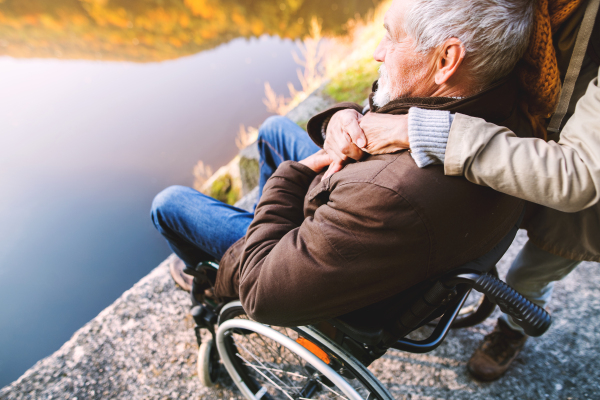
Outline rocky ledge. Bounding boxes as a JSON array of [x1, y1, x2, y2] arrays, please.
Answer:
[[2, 231, 599, 400]]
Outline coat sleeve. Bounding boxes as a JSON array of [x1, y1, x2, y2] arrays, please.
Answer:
[[238, 161, 429, 327], [444, 68, 600, 213]]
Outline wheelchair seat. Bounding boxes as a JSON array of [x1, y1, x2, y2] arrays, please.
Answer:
[[327, 210, 551, 356]]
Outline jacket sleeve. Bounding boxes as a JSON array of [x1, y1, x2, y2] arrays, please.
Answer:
[[238, 161, 429, 327], [306, 102, 364, 147], [444, 69, 600, 213]]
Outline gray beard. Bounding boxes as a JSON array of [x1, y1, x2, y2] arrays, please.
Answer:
[[372, 64, 391, 108]]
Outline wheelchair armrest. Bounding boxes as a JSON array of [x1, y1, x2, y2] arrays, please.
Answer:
[[446, 272, 551, 337]]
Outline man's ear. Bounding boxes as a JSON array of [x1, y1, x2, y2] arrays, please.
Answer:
[[434, 38, 466, 85]]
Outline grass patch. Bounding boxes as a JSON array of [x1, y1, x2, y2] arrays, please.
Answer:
[[324, 57, 380, 104], [210, 173, 240, 205]]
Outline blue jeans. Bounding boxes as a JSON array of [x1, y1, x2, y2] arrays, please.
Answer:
[[151, 116, 320, 268]]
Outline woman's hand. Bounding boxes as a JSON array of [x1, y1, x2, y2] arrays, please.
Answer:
[[321, 110, 410, 179], [359, 112, 409, 154]]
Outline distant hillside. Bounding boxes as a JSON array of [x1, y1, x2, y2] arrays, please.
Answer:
[[0, 0, 381, 62]]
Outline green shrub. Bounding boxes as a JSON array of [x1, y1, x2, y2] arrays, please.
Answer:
[[324, 57, 380, 104]]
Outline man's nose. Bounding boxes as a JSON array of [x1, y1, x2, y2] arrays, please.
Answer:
[[373, 39, 386, 62]]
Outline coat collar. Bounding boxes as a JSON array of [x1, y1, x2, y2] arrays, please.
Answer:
[[368, 74, 519, 125]]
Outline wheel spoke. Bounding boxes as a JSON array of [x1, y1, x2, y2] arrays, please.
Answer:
[[234, 337, 303, 393], [247, 331, 307, 391], [298, 380, 320, 399], [256, 332, 288, 364], [235, 352, 297, 400], [315, 379, 350, 400], [239, 364, 310, 380]]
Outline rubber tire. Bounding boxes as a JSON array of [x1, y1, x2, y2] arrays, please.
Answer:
[[197, 338, 219, 387]]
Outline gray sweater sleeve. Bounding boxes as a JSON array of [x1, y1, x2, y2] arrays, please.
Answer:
[[408, 107, 454, 168]]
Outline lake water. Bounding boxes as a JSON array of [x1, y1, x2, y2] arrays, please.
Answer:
[[0, 0, 380, 387]]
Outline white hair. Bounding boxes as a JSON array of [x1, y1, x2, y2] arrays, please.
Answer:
[[373, 64, 391, 107], [404, 0, 535, 87]]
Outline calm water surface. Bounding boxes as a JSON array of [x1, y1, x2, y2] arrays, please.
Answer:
[[0, 0, 380, 387]]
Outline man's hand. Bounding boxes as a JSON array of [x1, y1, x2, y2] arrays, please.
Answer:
[[300, 150, 332, 173], [322, 109, 366, 179], [321, 110, 411, 179], [359, 112, 409, 154]]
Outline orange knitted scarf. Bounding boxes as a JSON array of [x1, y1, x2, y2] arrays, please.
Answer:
[[518, 0, 585, 137]]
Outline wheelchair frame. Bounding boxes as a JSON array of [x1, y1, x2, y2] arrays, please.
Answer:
[[189, 268, 550, 400], [187, 213, 552, 399]]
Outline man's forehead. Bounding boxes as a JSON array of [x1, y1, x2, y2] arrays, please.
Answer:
[[384, 0, 410, 38]]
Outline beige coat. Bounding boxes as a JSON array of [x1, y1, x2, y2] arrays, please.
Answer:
[[446, 67, 600, 261], [443, 3, 600, 262]]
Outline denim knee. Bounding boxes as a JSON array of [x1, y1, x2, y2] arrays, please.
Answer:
[[258, 115, 291, 144], [150, 185, 191, 230]]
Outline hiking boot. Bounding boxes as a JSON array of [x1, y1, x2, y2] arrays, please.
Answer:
[[467, 319, 528, 381], [169, 255, 193, 292]]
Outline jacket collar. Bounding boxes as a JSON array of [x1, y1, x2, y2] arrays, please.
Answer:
[[368, 74, 519, 125]]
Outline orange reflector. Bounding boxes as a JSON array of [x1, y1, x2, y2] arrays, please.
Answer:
[[296, 337, 331, 364]]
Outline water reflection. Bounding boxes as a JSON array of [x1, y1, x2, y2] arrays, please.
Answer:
[[0, 0, 379, 61], [0, 0, 381, 390], [0, 34, 299, 390]]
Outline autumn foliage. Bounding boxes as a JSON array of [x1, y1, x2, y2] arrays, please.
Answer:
[[0, 0, 381, 62]]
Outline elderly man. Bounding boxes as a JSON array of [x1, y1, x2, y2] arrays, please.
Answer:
[[151, 0, 534, 327], [321, 0, 600, 381]]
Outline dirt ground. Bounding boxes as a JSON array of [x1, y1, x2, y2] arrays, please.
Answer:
[[1, 231, 599, 400]]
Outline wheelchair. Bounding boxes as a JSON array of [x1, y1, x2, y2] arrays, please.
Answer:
[[184, 214, 551, 400]]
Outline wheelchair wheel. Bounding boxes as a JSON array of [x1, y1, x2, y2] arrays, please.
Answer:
[[197, 338, 220, 387], [216, 301, 393, 400], [450, 266, 499, 329]]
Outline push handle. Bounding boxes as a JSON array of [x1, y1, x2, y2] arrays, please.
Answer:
[[470, 274, 551, 337]]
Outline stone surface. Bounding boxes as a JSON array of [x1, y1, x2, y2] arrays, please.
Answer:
[[285, 85, 336, 126], [238, 141, 259, 161], [2, 232, 599, 399], [239, 142, 259, 196], [234, 186, 258, 213]]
